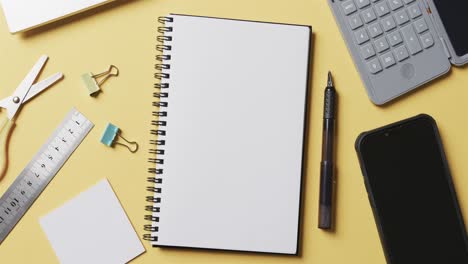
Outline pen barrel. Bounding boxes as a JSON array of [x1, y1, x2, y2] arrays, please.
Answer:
[[321, 118, 336, 161], [319, 86, 336, 230], [324, 86, 336, 119], [319, 160, 334, 229], [322, 85, 336, 161]]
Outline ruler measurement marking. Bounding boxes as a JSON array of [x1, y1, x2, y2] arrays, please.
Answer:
[[0, 108, 93, 244]]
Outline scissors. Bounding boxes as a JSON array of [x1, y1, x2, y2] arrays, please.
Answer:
[[0, 55, 63, 180]]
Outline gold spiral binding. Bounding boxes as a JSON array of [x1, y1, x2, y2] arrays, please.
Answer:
[[151, 130, 166, 136], [149, 149, 165, 155], [145, 215, 160, 222], [154, 83, 169, 89], [148, 168, 163, 174], [144, 16, 173, 243], [152, 120, 167, 126], [147, 177, 163, 184]]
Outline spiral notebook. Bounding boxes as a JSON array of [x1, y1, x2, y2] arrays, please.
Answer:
[[145, 14, 312, 255]]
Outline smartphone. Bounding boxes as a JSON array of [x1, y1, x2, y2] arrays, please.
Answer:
[[355, 114, 468, 264], [432, 0, 468, 60]]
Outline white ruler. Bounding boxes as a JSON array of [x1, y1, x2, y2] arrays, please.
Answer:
[[0, 108, 93, 244]]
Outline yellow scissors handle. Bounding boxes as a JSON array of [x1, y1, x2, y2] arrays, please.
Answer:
[[0, 115, 14, 181]]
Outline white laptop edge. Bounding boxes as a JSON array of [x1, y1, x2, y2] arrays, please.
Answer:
[[1, 0, 115, 34]]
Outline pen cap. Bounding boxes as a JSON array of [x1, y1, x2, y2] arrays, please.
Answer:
[[324, 87, 336, 119]]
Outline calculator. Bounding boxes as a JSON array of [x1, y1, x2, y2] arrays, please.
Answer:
[[328, 0, 468, 105]]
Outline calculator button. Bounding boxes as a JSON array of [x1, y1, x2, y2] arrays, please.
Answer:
[[407, 3, 422, 19], [394, 45, 410, 61], [342, 0, 358, 15], [368, 23, 383, 38], [420, 33, 434, 49], [403, 0, 414, 4], [349, 14, 364, 29], [356, 0, 370, 9], [355, 29, 370, 44], [362, 8, 377, 23], [380, 52, 396, 68], [361, 43, 376, 59], [367, 58, 383, 74], [387, 31, 403, 46], [394, 10, 410, 25], [388, 0, 403, 10], [402, 24, 422, 54], [381, 16, 396, 32], [375, 2, 390, 17], [374, 37, 390, 53], [414, 18, 428, 33]]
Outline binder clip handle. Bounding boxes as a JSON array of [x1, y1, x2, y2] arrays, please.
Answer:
[[115, 134, 139, 153], [93, 65, 119, 86]]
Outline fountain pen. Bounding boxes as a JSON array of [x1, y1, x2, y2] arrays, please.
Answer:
[[318, 71, 337, 230]]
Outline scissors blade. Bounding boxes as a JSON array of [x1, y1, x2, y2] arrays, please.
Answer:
[[23, 73, 63, 103], [7, 55, 48, 120]]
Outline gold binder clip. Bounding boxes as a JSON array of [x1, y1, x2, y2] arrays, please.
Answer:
[[81, 65, 119, 96]]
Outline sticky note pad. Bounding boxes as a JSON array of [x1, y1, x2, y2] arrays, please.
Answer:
[[40, 179, 145, 264]]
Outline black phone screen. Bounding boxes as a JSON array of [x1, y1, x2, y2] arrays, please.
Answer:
[[433, 1, 468, 57], [359, 116, 468, 264]]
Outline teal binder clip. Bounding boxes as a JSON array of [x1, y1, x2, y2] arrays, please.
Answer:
[[82, 65, 119, 96], [100, 123, 139, 153]]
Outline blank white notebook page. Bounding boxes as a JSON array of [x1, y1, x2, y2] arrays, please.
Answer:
[[153, 15, 311, 254], [40, 179, 145, 264]]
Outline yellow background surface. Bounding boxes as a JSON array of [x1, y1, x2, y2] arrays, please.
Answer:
[[0, 0, 467, 263]]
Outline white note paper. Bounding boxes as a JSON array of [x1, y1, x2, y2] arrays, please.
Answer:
[[40, 179, 145, 264]]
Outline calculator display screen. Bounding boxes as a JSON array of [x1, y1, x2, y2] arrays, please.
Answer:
[[433, 1, 468, 56]]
